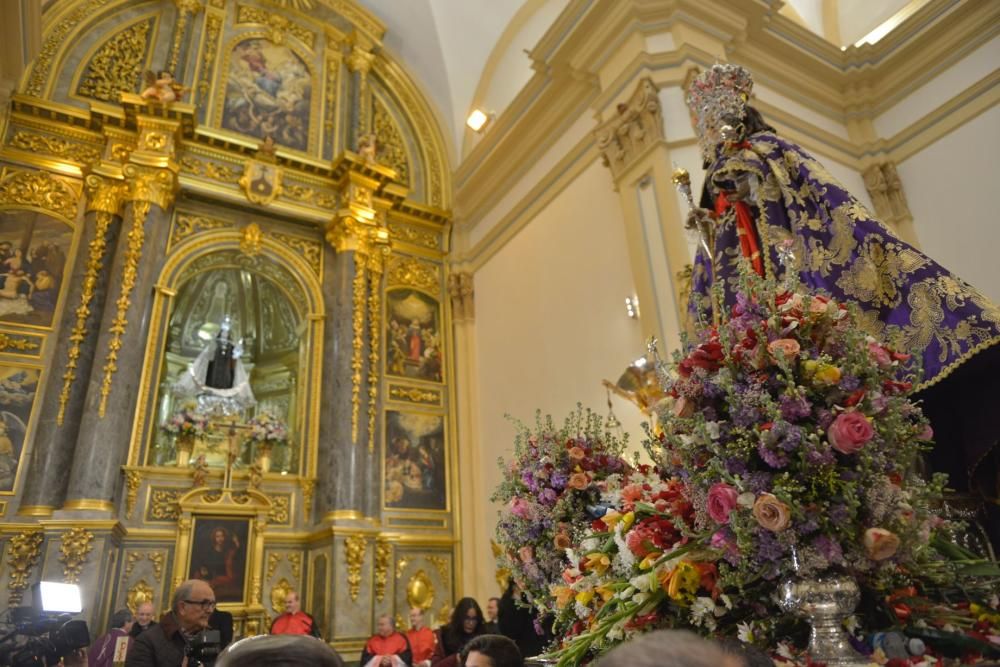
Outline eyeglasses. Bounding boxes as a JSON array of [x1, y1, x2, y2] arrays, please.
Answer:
[[183, 599, 217, 610]]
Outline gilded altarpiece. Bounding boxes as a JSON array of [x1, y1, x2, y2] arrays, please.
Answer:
[[0, 0, 455, 657]]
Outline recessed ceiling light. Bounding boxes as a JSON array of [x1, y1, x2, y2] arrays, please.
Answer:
[[466, 108, 491, 132]]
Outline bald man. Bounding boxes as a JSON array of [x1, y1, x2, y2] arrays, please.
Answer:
[[129, 601, 157, 638], [270, 590, 320, 637], [360, 615, 412, 667]]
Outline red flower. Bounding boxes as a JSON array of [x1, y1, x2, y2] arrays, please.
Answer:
[[844, 389, 866, 407], [883, 380, 912, 395]]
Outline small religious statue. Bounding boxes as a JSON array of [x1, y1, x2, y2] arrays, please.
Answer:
[[358, 132, 378, 163], [257, 135, 278, 162], [140, 70, 186, 105], [172, 316, 256, 415], [191, 454, 209, 488], [247, 460, 263, 491]]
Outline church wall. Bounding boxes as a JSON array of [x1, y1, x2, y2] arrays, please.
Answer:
[[897, 104, 1000, 302], [472, 158, 648, 598]]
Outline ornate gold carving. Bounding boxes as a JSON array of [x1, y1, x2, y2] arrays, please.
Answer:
[[266, 552, 282, 580], [180, 156, 243, 183], [236, 5, 315, 48], [270, 231, 322, 275], [77, 19, 153, 102], [389, 222, 438, 250], [267, 494, 290, 524], [0, 169, 79, 222], [331, 1, 384, 41], [6, 531, 43, 605], [406, 569, 434, 610], [148, 552, 165, 581], [367, 247, 385, 452], [324, 52, 341, 145], [148, 488, 182, 520], [239, 159, 283, 206], [373, 99, 409, 185], [98, 200, 149, 417], [0, 333, 40, 353], [287, 553, 301, 578], [386, 255, 438, 292], [58, 528, 95, 584], [301, 479, 315, 514], [241, 223, 263, 256], [374, 540, 391, 602], [26, 0, 113, 97], [283, 183, 337, 210], [595, 78, 664, 181], [126, 580, 154, 613], [198, 13, 223, 102], [126, 164, 179, 211], [171, 212, 234, 246], [388, 385, 439, 405], [425, 555, 449, 582], [269, 0, 316, 11], [395, 557, 408, 580], [344, 535, 367, 602], [10, 131, 101, 165], [270, 577, 294, 614], [350, 254, 367, 444], [347, 43, 375, 138], [447, 271, 474, 322], [124, 469, 142, 519], [125, 551, 144, 578], [169, 0, 203, 73]]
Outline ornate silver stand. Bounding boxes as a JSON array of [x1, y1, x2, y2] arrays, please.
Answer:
[[777, 572, 870, 666]]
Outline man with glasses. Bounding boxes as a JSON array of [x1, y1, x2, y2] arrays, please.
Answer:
[[126, 580, 216, 667]]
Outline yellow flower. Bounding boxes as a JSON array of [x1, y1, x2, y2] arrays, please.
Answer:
[[802, 360, 818, 377], [639, 552, 662, 570], [621, 511, 636, 532], [601, 510, 622, 528], [584, 552, 611, 575], [813, 363, 842, 385], [551, 585, 574, 609], [659, 561, 700, 602], [596, 585, 616, 602], [575, 590, 595, 606]]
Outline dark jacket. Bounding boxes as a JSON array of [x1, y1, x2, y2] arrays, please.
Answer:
[[129, 620, 158, 638], [125, 613, 186, 667]]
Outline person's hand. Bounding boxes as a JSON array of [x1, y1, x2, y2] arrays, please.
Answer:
[[686, 207, 716, 230], [379, 657, 392, 667]]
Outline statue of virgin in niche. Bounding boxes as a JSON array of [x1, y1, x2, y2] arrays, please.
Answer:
[[173, 316, 256, 415]]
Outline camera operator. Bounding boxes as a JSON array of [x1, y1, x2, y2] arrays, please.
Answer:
[[126, 580, 218, 667]]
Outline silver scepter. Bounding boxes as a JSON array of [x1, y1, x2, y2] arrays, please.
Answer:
[[672, 166, 719, 326]]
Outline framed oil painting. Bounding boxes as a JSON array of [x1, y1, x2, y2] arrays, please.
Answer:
[[386, 289, 443, 383], [222, 38, 312, 152], [0, 365, 39, 493], [384, 411, 446, 511], [188, 517, 251, 604], [0, 210, 73, 328]]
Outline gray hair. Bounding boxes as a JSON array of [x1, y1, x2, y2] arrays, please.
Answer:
[[110, 609, 133, 629], [171, 580, 197, 613], [216, 635, 345, 667], [595, 630, 733, 667]]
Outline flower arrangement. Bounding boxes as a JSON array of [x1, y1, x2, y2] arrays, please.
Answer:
[[246, 411, 289, 445], [522, 272, 998, 665], [492, 408, 631, 613], [162, 406, 209, 438]]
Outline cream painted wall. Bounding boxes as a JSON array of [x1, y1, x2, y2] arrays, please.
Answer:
[[897, 104, 1000, 302], [471, 158, 650, 594]]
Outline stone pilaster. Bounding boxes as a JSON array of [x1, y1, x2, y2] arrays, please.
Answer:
[[863, 160, 919, 247]]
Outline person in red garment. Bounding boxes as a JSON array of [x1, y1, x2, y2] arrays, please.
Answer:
[[361, 614, 412, 667], [406, 607, 436, 667], [270, 590, 320, 637]]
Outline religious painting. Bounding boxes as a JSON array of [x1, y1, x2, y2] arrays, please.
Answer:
[[386, 289, 443, 383], [222, 38, 311, 151], [189, 517, 251, 603], [0, 365, 39, 493], [384, 411, 446, 510], [0, 210, 73, 328]]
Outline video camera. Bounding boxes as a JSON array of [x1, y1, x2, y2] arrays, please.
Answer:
[[0, 582, 89, 667], [184, 629, 222, 667]]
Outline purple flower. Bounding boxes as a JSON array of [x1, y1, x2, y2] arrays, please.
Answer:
[[812, 535, 845, 565], [757, 441, 788, 468], [838, 374, 861, 392], [725, 457, 749, 476], [539, 488, 557, 505], [805, 447, 835, 466], [829, 504, 849, 524], [746, 472, 773, 493], [733, 402, 761, 428], [772, 421, 802, 451], [550, 471, 568, 490], [756, 529, 785, 562], [816, 408, 835, 430], [779, 394, 812, 421]]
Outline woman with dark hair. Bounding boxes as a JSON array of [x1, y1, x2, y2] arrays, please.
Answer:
[[430, 598, 484, 667]]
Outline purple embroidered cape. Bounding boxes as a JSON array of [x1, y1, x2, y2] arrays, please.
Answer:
[[688, 131, 1000, 391]]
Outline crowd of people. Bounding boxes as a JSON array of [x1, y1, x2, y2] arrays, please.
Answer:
[[85, 579, 770, 666]]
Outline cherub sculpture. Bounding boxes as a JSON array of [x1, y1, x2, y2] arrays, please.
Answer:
[[357, 132, 378, 163], [141, 70, 186, 105], [191, 454, 209, 488]]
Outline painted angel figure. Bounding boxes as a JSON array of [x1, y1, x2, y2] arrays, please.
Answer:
[[173, 317, 256, 415], [140, 70, 186, 104], [683, 63, 1000, 543]]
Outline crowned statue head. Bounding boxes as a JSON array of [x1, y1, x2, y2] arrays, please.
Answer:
[[685, 63, 754, 161]]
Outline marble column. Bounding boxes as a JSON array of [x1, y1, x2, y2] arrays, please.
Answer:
[[62, 165, 176, 512], [19, 176, 126, 515]]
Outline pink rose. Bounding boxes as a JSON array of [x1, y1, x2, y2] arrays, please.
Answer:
[[568, 446, 586, 461], [867, 341, 892, 367], [567, 472, 590, 490], [827, 411, 874, 454], [509, 498, 532, 519], [917, 424, 934, 441], [752, 493, 791, 532], [707, 482, 739, 524], [767, 338, 801, 361], [809, 295, 832, 314], [673, 396, 694, 418], [863, 527, 900, 561]]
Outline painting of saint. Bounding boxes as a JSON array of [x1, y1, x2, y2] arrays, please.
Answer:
[[0, 211, 73, 328], [384, 411, 446, 510], [0, 365, 38, 493], [189, 518, 250, 603], [386, 290, 442, 383], [222, 38, 311, 152]]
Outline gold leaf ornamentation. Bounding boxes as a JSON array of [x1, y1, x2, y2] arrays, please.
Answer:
[[10, 132, 101, 165], [197, 14, 223, 103], [425, 555, 449, 583], [236, 5, 315, 48], [386, 255, 438, 292], [126, 580, 154, 614], [344, 535, 367, 602], [395, 557, 409, 580], [388, 385, 439, 405], [406, 569, 434, 610], [59, 527, 95, 584], [388, 222, 438, 250], [266, 553, 282, 580], [286, 553, 302, 579], [124, 469, 142, 519], [26, 0, 113, 97], [170, 213, 234, 246], [373, 99, 409, 185], [374, 540, 391, 602], [270, 577, 294, 614], [148, 488, 182, 521], [77, 19, 152, 102], [270, 231, 321, 275], [148, 552, 165, 581], [6, 531, 44, 605], [0, 169, 79, 222], [0, 332, 41, 354], [124, 551, 144, 578], [267, 494, 291, 525]]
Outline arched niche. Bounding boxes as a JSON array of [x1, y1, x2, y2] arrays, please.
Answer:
[[128, 231, 324, 480]]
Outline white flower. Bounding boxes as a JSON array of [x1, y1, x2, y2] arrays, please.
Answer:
[[705, 421, 721, 440], [719, 594, 733, 610], [631, 591, 649, 606], [775, 642, 795, 660], [629, 572, 657, 593], [844, 615, 860, 633], [690, 597, 718, 630], [737, 622, 754, 644], [607, 626, 624, 642], [574, 603, 591, 619], [737, 492, 756, 508]]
